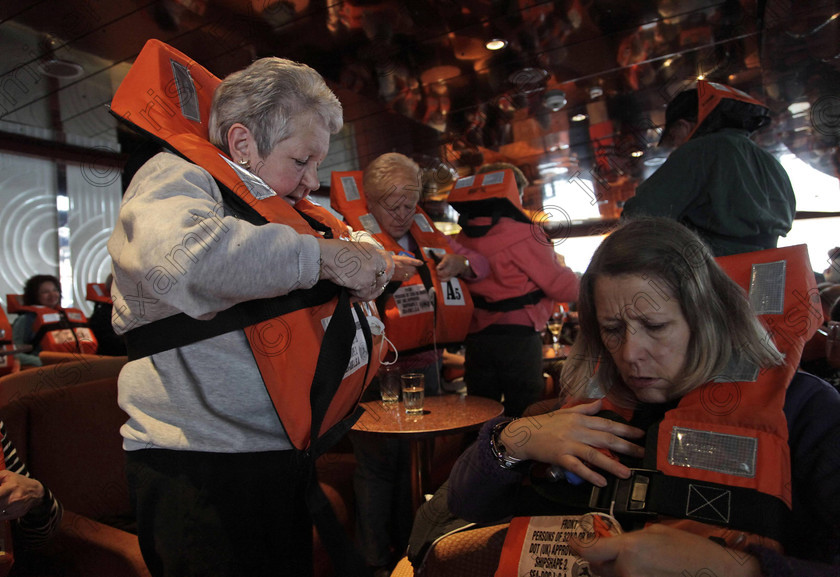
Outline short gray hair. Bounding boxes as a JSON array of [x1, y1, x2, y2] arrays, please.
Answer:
[[561, 217, 784, 406], [209, 57, 343, 157], [363, 152, 422, 206]]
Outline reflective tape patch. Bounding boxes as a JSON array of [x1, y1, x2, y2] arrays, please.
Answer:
[[455, 176, 475, 189], [358, 214, 381, 235], [669, 427, 757, 478], [220, 155, 274, 199], [480, 171, 505, 186], [170, 60, 200, 122], [714, 354, 759, 383], [341, 176, 360, 201], [413, 213, 434, 233], [749, 260, 786, 315]]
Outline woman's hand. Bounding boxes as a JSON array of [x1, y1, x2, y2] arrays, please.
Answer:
[[391, 254, 424, 283], [436, 254, 470, 281], [499, 399, 644, 487], [0, 470, 46, 521], [318, 240, 394, 301], [569, 524, 762, 577]]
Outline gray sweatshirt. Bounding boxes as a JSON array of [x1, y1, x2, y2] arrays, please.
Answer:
[[109, 152, 323, 452]]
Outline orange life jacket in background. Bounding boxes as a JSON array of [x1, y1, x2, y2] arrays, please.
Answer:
[[447, 169, 531, 238], [538, 245, 817, 554], [110, 39, 381, 453], [688, 79, 771, 141], [330, 171, 473, 354], [85, 283, 112, 304], [0, 306, 18, 377], [5, 294, 98, 356]]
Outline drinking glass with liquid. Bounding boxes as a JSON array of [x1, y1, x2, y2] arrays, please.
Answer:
[[378, 365, 400, 403], [401, 373, 425, 414]]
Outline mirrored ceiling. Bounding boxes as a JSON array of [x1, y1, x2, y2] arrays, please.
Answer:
[[1, 0, 838, 229]]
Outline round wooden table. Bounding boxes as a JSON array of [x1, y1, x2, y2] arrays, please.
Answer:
[[352, 394, 504, 510]]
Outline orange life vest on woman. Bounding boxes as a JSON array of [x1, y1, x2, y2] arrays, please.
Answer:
[[6, 295, 97, 356], [109, 39, 382, 454], [530, 245, 818, 555], [330, 171, 473, 354]]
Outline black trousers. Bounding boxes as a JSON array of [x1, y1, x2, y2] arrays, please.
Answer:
[[464, 327, 544, 417], [126, 448, 313, 577]]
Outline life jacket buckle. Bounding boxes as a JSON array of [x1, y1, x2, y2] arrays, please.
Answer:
[[589, 468, 660, 518]]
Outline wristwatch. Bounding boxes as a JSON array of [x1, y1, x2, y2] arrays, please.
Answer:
[[489, 419, 525, 470]]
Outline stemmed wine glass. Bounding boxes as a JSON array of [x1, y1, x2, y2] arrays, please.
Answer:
[[547, 304, 567, 355]]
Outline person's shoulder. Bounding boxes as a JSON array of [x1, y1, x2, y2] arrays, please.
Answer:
[[785, 371, 840, 418], [682, 129, 746, 151], [127, 152, 215, 198]]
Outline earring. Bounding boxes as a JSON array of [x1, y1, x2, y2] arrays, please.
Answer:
[[238, 158, 251, 170]]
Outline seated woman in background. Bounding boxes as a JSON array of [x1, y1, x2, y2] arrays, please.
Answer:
[[12, 275, 62, 366], [11, 274, 98, 367], [448, 217, 840, 576]]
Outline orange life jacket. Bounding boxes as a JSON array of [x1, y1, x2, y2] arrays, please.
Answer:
[[109, 39, 382, 453], [330, 171, 473, 354], [0, 306, 18, 377], [85, 283, 112, 304], [688, 79, 771, 141], [6, 294, 98, 356], [534, 245, 818, 553], [447, 169, 532, 239]]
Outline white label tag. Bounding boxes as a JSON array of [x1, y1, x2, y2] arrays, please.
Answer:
[[93, 284, 105, 297], [515, 515, 610, 577], [51, 329, 76, 344], [393, 284, 433, 317], [43, 313, 61, 323], [67, 311, 83, 321], [413, 213, 434, 233], [358, 214, 382, 235], [75, 328, 94, 342], [341, 176, 360, 201], [321, 308, 368, 379], [442, 278, 466, 306]]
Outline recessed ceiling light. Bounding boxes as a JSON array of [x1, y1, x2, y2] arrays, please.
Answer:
[[485, 38, 507, 51], [630, 150, 644, 158], [697, 74, 705, 80], [571, 113, 587, 122]]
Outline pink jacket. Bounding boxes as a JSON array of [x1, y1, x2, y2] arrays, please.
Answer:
[[456, 217, 579, 333]]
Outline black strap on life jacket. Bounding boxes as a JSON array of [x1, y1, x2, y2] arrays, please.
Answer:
[[301, 290, 374, 577], [471, 289, 545, 312], [123, 282, 341, 360], [456, 200, 531, 238]]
